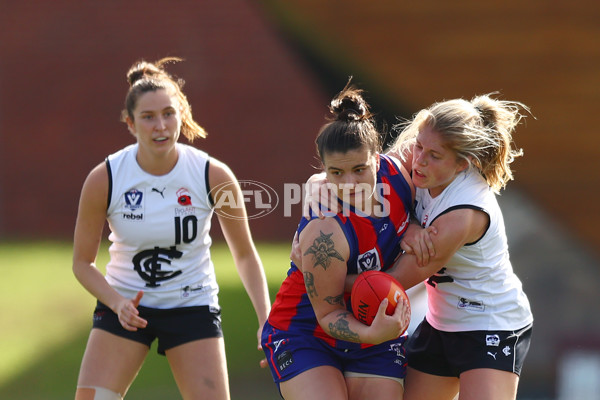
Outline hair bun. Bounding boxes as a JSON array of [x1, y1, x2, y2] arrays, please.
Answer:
[[126, 61, 162, 86], [329, 80, 371, 122], [331, 97, 367, 121], [125, 57, 184, 87]]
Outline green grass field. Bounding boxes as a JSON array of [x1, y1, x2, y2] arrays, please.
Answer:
[[0, 240, 290, 399]]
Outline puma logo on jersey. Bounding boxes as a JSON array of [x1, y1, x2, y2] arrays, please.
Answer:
[[152, 187, 166, 198]]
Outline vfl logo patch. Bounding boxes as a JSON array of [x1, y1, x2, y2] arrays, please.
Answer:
[[486, 334, 500, 347], [357, 248, 381, 272], [124, 189, 144, 210]]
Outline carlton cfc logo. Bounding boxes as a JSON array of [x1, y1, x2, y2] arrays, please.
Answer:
[[177, 188, 192, 206]]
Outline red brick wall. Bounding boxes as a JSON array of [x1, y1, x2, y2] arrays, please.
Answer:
[[0, 1, 330, 240], [3, 1, 598, 246]]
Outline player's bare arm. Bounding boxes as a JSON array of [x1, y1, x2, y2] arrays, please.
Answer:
[[209, 157, 271, 350], [323, 294, 344, 306], [303, 230, 345, 270], [72, 162, 148, 331], [303, 271, 318, 298], [299, 219, 357, 339], [299, 219, 403, 344], [390, 207, 490, 290], [328, 311, 359, 342]]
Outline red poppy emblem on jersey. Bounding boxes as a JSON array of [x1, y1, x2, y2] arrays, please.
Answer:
[[176, 188, 192, 206]]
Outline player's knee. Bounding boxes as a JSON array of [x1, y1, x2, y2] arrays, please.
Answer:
[[75, 386, 123, 400]]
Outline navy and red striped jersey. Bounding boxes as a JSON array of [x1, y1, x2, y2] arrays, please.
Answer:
[[267, 154, 412, 350]]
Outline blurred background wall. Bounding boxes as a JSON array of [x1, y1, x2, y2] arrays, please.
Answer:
[[1, 1, 599, 398]]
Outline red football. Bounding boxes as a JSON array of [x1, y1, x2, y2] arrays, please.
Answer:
[[351, 270, 411, 332]]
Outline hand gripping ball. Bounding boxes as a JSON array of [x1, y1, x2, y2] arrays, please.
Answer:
[[351, 270, 411, 334]]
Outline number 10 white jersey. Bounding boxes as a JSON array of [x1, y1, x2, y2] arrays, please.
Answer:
[[104, 143, 219, 309]]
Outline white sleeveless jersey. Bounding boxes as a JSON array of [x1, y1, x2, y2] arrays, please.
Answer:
[[105, 143, 219, 309], [415, 169, 533, 331]]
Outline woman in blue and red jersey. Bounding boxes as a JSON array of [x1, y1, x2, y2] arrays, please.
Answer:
[[261, 82, 416, 400]]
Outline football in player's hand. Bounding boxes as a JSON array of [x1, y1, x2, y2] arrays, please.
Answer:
[[351, 270, 411, 332]]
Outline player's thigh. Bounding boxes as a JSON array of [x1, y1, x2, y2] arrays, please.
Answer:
[[458, 368, 518, 400], [280, 365, 348, 400], [403, 367, 459, 400], [346, 376, 404, 400], [165, 337, 230, 400], [77, 328, 149, 395]]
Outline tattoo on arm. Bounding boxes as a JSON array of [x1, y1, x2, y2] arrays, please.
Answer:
[[328, 311, 359, 341], [304, 271, 318, 298], [303, 231, 344, 270], [323, 293, 344, 306]]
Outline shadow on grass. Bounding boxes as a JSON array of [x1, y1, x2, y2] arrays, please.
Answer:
[[0, 286, 280, 400]]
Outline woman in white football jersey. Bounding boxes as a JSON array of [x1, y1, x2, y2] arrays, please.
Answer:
[[72, 57, 271, 400], [389, 94, 533, 400]]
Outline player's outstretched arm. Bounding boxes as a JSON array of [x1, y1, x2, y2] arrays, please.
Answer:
[[390, 208, 489, 290], [209, 158, 271, 357]]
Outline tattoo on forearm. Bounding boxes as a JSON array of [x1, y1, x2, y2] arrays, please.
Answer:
[[303, 231, 344, 270], [328, 311, 359, 341], [324, 293, 344, 306], [304, 271, 318, 298]]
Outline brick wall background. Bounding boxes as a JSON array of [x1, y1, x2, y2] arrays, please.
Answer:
[[0, 0, 329, 241]]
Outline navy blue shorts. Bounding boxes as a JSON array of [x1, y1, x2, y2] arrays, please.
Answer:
[[92, 301, 223, 355], [406, 318, 532, 377], [261, 321, 407, 389]]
